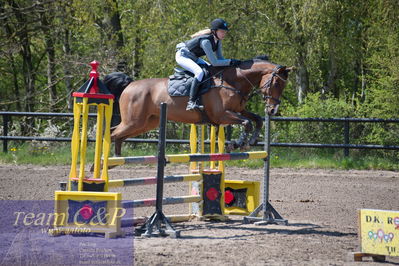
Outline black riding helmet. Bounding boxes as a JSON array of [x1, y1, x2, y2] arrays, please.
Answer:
[[210, 18, 229, 31]]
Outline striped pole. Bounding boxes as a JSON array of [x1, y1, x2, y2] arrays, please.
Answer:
[[108, 174, 201, 188], [166, 151, 267, 163], [107, 155, 158, 166], [122, 195, 201, 208], [108, 151, 267, 166]]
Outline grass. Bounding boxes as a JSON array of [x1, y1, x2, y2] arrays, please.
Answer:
[[0, 142, 81, 165], [0, 142, 398, 171], [208, 147, 399, 171], [269, 148, 398, 170]]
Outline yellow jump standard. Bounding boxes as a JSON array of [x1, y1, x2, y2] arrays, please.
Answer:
[[68, 60, 114, 192], [53, 61, 121, 239]]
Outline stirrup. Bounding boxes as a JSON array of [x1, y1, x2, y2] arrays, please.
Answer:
[[194, 99, 204, 110], [186, 101, 197, 111], [186, 101, 201, 111]]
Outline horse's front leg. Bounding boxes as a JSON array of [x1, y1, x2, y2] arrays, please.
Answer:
[[240, 110, 263, 146], [211, 110, 252, 152], [233, 118, 253, 151]]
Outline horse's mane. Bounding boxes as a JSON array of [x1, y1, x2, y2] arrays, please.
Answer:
[[253, 55, 269, 61], [104, 72, 134, 99], [208, 54, 272, 75], [237, 55, 271, 66]]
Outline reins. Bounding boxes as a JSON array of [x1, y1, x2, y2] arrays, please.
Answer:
[[205, 69, 249, 101], [202, 63, 287, 105]]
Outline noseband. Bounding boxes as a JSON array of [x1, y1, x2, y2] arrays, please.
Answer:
[[260, 65, 287, 105]]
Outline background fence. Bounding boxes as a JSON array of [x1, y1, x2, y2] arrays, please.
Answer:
[[1, 112, 399, 156]]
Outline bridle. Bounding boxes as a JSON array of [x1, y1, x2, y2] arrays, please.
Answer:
[[238, 65, 287, 106], [208, 64, 287, 106], [260, 65, 287, 106]]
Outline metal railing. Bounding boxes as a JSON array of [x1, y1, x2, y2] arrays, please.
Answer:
[[0, 112, 193, 153], [270, 117, 399, 156], [1, 112, 399, 155]]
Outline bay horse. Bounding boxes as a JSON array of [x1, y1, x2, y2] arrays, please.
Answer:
[[107, 56, 292, 156]]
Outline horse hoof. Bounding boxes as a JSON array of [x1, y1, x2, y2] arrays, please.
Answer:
[[249, 138, 258, 146], [240, 145, 250, 152], [226, 142, 235, 153], [108, 165, 117, 170]]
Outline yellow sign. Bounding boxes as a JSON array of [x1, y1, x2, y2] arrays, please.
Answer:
[[359, 209, 399, 256]]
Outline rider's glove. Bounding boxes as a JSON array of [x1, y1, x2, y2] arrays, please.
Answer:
[[230, 59, 241, 67]]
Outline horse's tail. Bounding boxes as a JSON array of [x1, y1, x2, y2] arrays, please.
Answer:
[[103, 72, 134, 128], [104, 72, 133, 101]]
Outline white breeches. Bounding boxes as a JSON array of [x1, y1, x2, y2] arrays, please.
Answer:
[[175, 50, 206, 82]]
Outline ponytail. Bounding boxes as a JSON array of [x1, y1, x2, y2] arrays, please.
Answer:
[[190, 28, 212, 38]]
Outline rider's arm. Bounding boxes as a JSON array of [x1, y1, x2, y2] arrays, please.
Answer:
[[215, 41, 225, 60], [200, 39, 230, 66]]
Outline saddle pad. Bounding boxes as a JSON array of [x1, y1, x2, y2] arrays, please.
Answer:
[[167, 75, 193, 96], [167, 73, 212, 97]]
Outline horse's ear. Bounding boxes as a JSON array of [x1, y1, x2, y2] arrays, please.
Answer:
[[277, 66, 287, 74], [285, 66, 295, 72]]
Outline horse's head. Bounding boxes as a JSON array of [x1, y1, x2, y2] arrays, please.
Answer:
[[210, 57, 292, 115], [259, 65, 292, 115]]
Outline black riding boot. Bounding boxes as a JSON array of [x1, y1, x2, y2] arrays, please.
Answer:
[[186, 79, 203, 111]]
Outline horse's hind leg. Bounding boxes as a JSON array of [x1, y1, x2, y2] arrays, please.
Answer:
[[111, 116, 160, 156], [111, 123, 142, 156], [114, 138, 124, 157]]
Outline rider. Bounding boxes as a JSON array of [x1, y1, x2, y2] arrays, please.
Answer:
[[175, 18, 241, 111]]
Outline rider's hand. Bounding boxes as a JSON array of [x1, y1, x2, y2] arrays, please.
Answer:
[[230, 59, 241, 67]]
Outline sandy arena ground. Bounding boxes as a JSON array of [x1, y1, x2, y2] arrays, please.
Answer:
[[0, 163, 399, 265]]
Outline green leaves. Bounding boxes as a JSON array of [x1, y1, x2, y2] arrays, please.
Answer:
[[0, 0, 398, 121]]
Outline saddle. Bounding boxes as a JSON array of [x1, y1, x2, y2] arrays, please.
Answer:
[[167, 66, 212, 97]]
